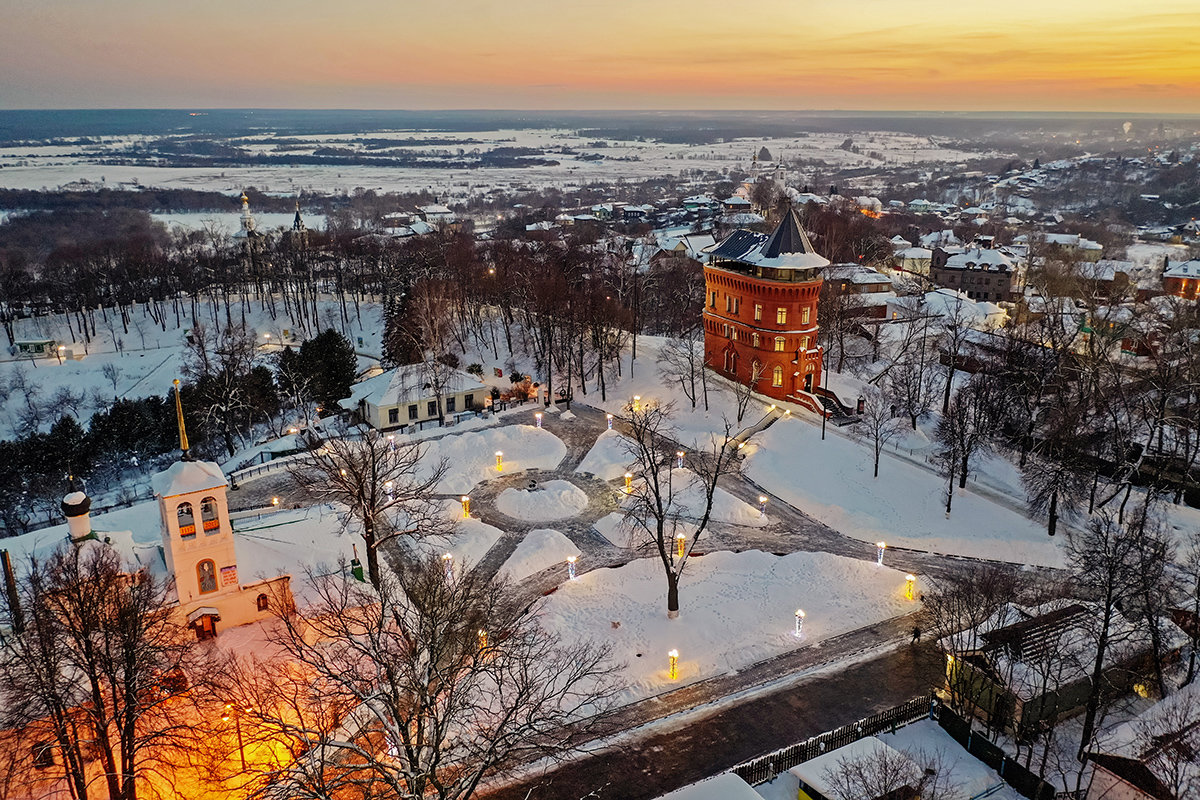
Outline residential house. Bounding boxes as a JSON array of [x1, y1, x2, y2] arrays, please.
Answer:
[[823, 263, 895, 319], [340, 365, 489, 431], [1162, 260, 1200, 301], [931, 247, 1016, 302]]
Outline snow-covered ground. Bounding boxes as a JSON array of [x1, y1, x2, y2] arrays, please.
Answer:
[[498, 528, 581, 584], [495, 479, 589, 521], [411, 513, 505, 572], [539, 549, 915, 701], [574, 428, 634, 480], [421, 424, 567, 494]]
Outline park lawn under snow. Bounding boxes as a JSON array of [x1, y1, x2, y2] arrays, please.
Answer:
[[743, 417, 1064, 567], [495, 479, 589, 521], [421, 424, 567, 494], [539, 549, 913, 701], [574, 428, 635, 480], [497, 528, 581, 584]]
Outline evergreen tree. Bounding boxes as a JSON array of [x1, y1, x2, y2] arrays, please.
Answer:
[[299, 328, 357, 409]]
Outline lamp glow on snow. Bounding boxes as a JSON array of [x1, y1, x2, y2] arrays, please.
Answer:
[[566, 555, 577, 580], [606, 413, 613, 430], [624, 472, 633, 493], [495, 451, 504, 471], [271, 496, 280, 507], [676, 532, 686, 559], [460, 495, 470, 518], [676, 450, 685, 469], [668, 649, 679, 680], [535, 412, 543, 429], [794, 608, 805, 638], [758, 496, 768, 518], [442, 553, 454, 580], [905, 574, 916, 601], [876, 541, 886, 566]]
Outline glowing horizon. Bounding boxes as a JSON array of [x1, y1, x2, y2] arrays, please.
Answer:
[[3, 0, 1198, 113]]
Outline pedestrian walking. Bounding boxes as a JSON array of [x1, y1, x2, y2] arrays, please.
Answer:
[[910, 625, 921, 644]]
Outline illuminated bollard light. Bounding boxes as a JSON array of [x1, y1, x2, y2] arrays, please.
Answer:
[[384, 480, 394, 500], [668, 649, 679, 680], [633, 395, 641, 411], [795, 608, 805, 638], [876, 541, 886, 566], [624, 472, 633, 494], [905, 574, 916, 601], [676, 533, 686, 559], [676, 451, 685, 469], [271, 496, 280, 507], [606, 413, 613, 430], [759, 496, 768, 518], [442, 552, 454, 580], [461, 495, 470, 518], [478, 629, 488, 651], [495, 451, 504, 471], [567, 555, 577, 580], [387, 434, 395, 452], [535, 412, 543, 429]]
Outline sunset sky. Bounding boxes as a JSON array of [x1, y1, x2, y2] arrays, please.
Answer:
[[3, 0, 1198, 112]]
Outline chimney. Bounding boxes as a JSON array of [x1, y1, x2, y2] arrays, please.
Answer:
[[61, 490, 93, 543]]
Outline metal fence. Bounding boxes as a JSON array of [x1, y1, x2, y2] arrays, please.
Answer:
[[935, 705, 1058, 800], [731, 693, 936, 785]]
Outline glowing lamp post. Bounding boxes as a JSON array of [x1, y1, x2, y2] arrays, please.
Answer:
[[668, 649, 679, 680], [384, 480, 394, 501], [624, 472, 633, 494], [676, 532, 686, 559], [387, 434, 395, 452], [535, 412, 543, 428], [606, 413, 613, 430], [633, 395, 642, 411], [758, 496, 768, 518], [222, 703, 248, 771], [794, 608, 805, 638], [271, 496, 280, 507], [478, 629, 488, 651], [676, 451, 685, 469], [566, 555, 577, 580], [460, 495, 470, 518], [905, 574, 916, 601], [876, 541, 886, 566], [442, 553, 454, 580], [495, 451, 504, 471], [56, 345, 65, 365]]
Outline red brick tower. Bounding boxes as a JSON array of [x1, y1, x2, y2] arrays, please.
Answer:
[[702, 208, 827, 412]]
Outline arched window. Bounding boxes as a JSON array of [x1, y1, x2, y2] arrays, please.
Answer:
[[256, 593, 269, 612], [177, 502, 196, 539], [197, 560, 217, 594], [773, 366, 783, 387], [200, 496, 220, 533]]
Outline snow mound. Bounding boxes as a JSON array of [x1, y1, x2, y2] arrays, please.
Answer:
[[410, 514, 505, 570], [497, 528, 581, 583], [422, 425, 567, 494], [575, 428, 635, 480], [539, 549, 913, 701], [496, 479, 589, 521]]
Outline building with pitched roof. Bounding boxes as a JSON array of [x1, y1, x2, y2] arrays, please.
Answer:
[[701, 209, 827, 412]]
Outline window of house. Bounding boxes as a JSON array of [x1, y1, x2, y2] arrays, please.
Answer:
[[725, 296, 731, 312], [774, 337, 785, 352], [177, 502, 195, 539], [446, 397, 456, 413], [200, 496, 220, 533], [732, 297, 740, 314], [464, 394, 474, 410], [408, 404, 418, 420], [197, 560, 217, 594], [801, 336, 810, 351], [801, 307, 810, 325], [731, 328, 737, 342], [427, 400, 437, 417], [257, 593, 269, 612], [388, 408, 399, 425], [772, 366, 783, 387], [709, 290, 717, 308], [722, 323, 729, 337], [776, 308, 787, 324], [754, 303, 762, 321]]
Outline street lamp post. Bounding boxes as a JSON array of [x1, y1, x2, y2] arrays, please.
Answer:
[[222, 703, 247, 772], [794, 609, 805, 638]]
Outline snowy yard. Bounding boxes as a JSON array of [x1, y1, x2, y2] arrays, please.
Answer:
[[498, 528, 581, 584], [539, 549, 915, 701], [496, 479, 589, 521], [421, 424, 567, 494]]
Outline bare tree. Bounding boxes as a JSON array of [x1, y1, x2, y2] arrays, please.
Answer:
[[620, 401, 741, 618], [0, 542, 205, 800], [821, 745, 963, 800], [935, 377, 999, 514], [101, 362, 122, 395], [1133, 687, 1200, 800], [657, 331, 708, 411], [722, 360, 765, 425], [288, 425, 449, 587], [854, 385, 903, 478], [224, 555, 621, 800]]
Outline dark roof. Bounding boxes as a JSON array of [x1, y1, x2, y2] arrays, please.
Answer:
[[1087, 753, 1173, 800], [761, 208, 819, 259], [707, 229, 769, 262], [979, 603, 1088, 662]]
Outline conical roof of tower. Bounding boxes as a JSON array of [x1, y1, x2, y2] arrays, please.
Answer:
[[704, 207, 829, 271], [760, 207, 821, 260]]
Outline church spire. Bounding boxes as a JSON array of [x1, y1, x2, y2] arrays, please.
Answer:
[[292, 196, 305, 232], [173, 379, 192, 461], [240, 191, 256, 234]]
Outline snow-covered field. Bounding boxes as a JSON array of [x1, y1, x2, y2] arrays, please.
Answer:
[[743, 416, 1063, 567], [495, 479, 589, 521], [539, 549, 915, 700], [421, 424, 567, 494], [574, 428, 634, 480], [498, 528, 580, 584]]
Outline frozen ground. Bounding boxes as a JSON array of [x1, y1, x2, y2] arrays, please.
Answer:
[[495, 479, 589, 521], [539, 549, 914, 702], [574, 428, 635, 480], [421, 424, 567, 494], [497, 528, 581, 584]]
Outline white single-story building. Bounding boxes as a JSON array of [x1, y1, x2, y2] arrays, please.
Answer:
[[340, 365, 489, 431]]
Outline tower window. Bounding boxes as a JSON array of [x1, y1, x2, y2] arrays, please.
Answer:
[[709, 290, 717, 308], [802, 307, 810, 325], [752, 333, 760, 347], [200, 496, 220, 533], [776, 308, 787, 324], [774, 337, 786, 352], [197, 560, 217, 594], [754, 303, 762, 321], [177, 502, 195, 539], [773, 366, 783, 387]]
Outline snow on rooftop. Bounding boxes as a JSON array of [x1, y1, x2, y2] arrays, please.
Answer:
[[789, 736, 918, 797], [150, 459, 228, 498], [653, 772, 761, 800]]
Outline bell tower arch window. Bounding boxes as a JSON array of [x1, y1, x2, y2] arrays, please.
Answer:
[[200, 496, 220, 533], [177, 502, 196, 539]]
